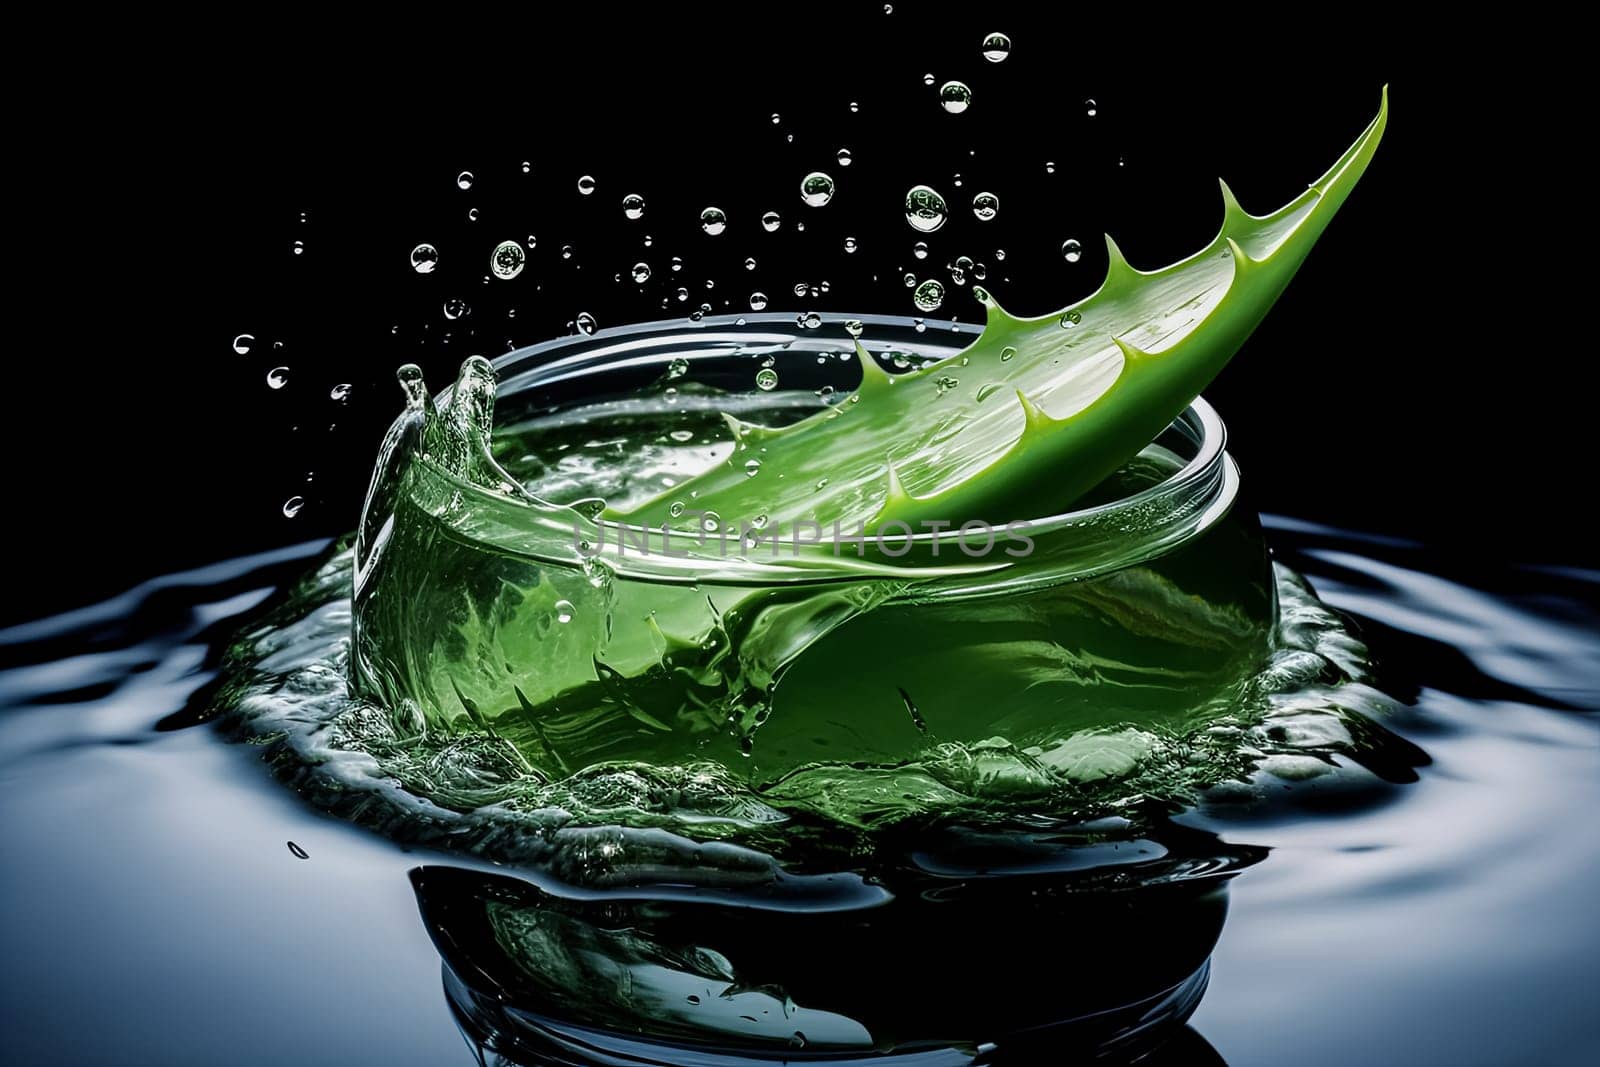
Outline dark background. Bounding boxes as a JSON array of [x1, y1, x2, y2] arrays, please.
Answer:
[[11, 13, 1572, 625]]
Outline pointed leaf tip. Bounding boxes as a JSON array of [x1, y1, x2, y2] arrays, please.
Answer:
[[1103, 233, 1135, 278]]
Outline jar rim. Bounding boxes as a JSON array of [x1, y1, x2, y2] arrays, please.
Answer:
[[410, 313, 1238, 586]]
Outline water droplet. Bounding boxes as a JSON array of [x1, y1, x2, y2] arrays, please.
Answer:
[[939, 81, 972, 114], [490, 240, 526, 280], [837, 147, 853, 167], [282, 495, 305, 517], [912, 241, 929, 260], [669, 501, 687, 518], [755, 368, 780, 391], [913, 319, 926, 333], [622, 193, 645, 220], [666, 256, 682, 274], [905, 185, 947, 232], [934, 375, 960, 396], [843, 236, 859, 254], [761, 211, 782, 232], [630, 262, 652, 284], [1060, 309, 1082, 328], [443, 298, 470, 320], [456, 171, 474, 190], [676, 287, 689, 302], [700, 206, 728, 235], [951, 255, 974, 285], [232, 333, 254, 355], [292, 240, 304, 255], [798, 311, 822, 329], [849, 101, 859, 113], [749, 291, 768, 310], [577, 175, 596, 196], [972, 191, 999, 221], [923, 72, 936, 86], [1000, 345, 1017, 362], [665, 357, 690, 381], [700, 511, 721, 534], [1062, 238, 1082, 263], [981, 32, 1011, 62], [266, 367, 290, 389], [770, 112, 781, 125], [561, 245, 574, 260], [844, 319, 864, 338], [520, 161, 532, 174], [973, 262, 987, 280], [526, 235, 537, 250], [903, 272, 917, 287], [1045, 161, 1056, 174], [744, 257, 757, 271], [287, 841, 310, 859], [1085, 98, 1097, 117], [466, 207, 480, 223], [792, 281, 808, 298], [800, 172, 835, 207], [330, 383, 352, 402], [410, 244, 440, 274], [554, 599, 576, 624], [743, 458, 762, 477], [995, 248, 1006, 261], [576, 312, 598, 335], [913, 279, 945, 312]]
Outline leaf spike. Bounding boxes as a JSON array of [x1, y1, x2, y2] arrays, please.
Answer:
[[853, 339, 897, 392], [1224, 237, 1261, 275], [720, 411, 783, 443], [1217, 178, 1251, 231], [1103, 233, 1137, 282], [1111, 336, 1155, 367], [1015, 388, 1059, 434]]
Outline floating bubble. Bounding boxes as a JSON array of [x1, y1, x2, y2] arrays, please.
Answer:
[[232, 333, 254, 355], [1062, 238, 1083, 263], [951, 255, 974, 285], [520, 161, 532, 174], [282, 495, 305, 518], [770, 112, 781, 125], [913, 241, 929, 260], [923, 72, 936, 86], [905, 185, 948, 232], [903, 272, 917, 287], [670, 256, 683, 272], [466, 208, 479, 222], [1085, 98, 1098, 117], [700, 206, 727, 235], [410, 244, 439, 274], [800, 172, 835, 207], [526, 235, 537, 250], [292, 241, 304, 255], [981, 32, 1011, 62], [443, 298, 470, 320], [631, 262, 651, 283], [456, 171, 474, 190], [561, 245, 574, 260], [939, 81, 972, 114], [749, 291, 768, 310], [844, 236, 858, 253], [755, 367, 779, 390], [972, 191, 999, 221], [576, 312, 598, 334], [622, 194, 645, 220], [913, 279, 945, 312], [837, 147, 853, 166], [744, 257, 757, 270], [1045, 161, 1056, 174], [761, 211, 781, 232], [490, 240, 525, 280], [267, 367, 290, 389], [577, 175, 596, 195], [330, 383, 352, 402], [675, 287, 688, 302]]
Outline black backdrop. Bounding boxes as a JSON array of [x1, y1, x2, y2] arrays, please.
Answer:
[[10, 14, 1577, 624]]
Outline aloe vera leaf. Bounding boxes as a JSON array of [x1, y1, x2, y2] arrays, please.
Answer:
[[611, 88, 1387, 534]]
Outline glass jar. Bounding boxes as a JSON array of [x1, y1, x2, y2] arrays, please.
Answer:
[[352, 315, 1277, 788]]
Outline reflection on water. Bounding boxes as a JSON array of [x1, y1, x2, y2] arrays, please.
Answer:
[[0, 519, 1596, 1065]]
